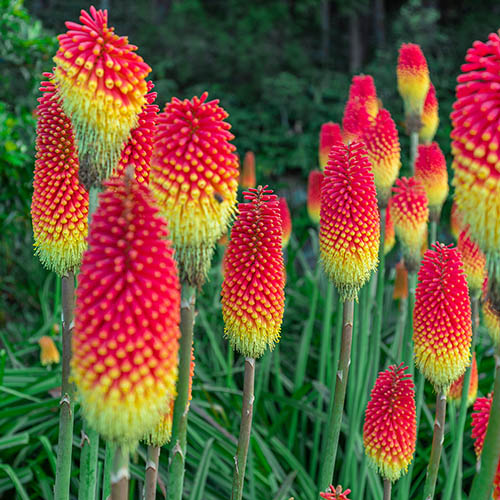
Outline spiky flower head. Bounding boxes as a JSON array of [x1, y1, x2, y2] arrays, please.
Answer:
[[385, 201, 395, 255], [240, 151, 256, 188], [390, 177, 429, 272], [450, 201, 463, 241], [413, 243, 472, 391], [307, 170, 323, 224], [53, 7, 151, 183], [363, 363, 416, 482], [39, 336, 60, 366], [347, 75, 379, 118], [361, 109, 401, 206], [319, 122, 343, 169], [458, 228, 487, 296], [397, 43, 430, 123], [150, 92, 239, 288], [31, 74, 88, 276], [72, 174, 180, 448], [221, 186, 285, 358], [447, 352, 477, 407], [415, 142, 449, 221], [420, 82, 439, 143], [393, 260, 408, 300], [320, 485, 352, 500], [319, 141, 380, 301], [278, 197, 292, 247]]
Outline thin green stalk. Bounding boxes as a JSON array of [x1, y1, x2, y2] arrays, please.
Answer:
[[469, 350, 500, 500], [395, 297, 408, 362], [384, 479, 392, 500], [144, 446, 160, 500], [429, 221, 437, 246], [102, 442, 113, 500], [318, 299, 354, 492], [54, 272, 75, 500], [231, 357, 256, 500], [410, 131, 419, 175], [167, 284, 196, 500], [111, 446, 129, 500], [79, 426, 100, 500], [422, 391, 447, 500], [403, 271, 417, 374]]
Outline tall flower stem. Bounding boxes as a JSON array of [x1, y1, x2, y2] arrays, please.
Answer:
[[318, 299, 354, 492], [410, 131, 419, 175], [54, 272, 75, 500], [79, 426, 100, 500], [111, 446, 129, 500], [384, 479, 392, 500], [231, 357, 256, 500], [167, 284, 196, 500], [144, 445, 160, 500], [429, 220, 437, 245], [422, 391, 447, 500], [402, 271, 417, 373], [102, 442, 113, 500], [469, 349, 500, 500]]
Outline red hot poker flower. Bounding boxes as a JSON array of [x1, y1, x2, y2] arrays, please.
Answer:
[[320, 485, 352, 500], [384, 200, 395, 255], [278, 197, 292, 247], [420, 82, 439, 143], [319, 122, 343, 170], [450, 201, 463, 241], [240, 151, 256, 188], [458, 228, 487, 296], [307, 169, 323, 224], [447, 352, 478, 407]]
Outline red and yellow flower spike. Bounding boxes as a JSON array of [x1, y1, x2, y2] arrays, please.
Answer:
[[240, 151, 256, 188], [419, 82, 439, 144], [363, 363, 416, 482], [72, 174, 180, 448], [384, 201, 395, 255], [397, 43, 430, 120], [483, 298, 500, 346], [414, 142, 449, 221], [278, 197, 292, 248], [393, 260, 409, 300], [150, 92, 239, 287], [39, 336, 60, 366], [31, 74, 88, 276], [320, 485, 352, 500], [319, 141, 380, 301], [53, 7, 151, 180], [447, 352, 478, 407], [307, 170, 323, 224], [413, 243, 472, 390], [361, 108, 401, 206], [114, 81, 159, 185], [347, 75, 379, 118], [319, 122, 343, 170], [390, 177, 429, 271], [471, 396, 500, 499], [221, 186, 285, 358], [458, 228, 487, 296], [450, 201, 463, 241]]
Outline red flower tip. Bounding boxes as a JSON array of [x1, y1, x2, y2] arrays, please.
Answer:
[[221, 186, 285, 358], [319, 141, 380, 300], [420, 82, 439, 143], [240, 151, 256, 188], [413, 243, 472, 390], [278, 197, 292, 247], [31, 74, 89, 275], [320, 484, 352, 500], [458, 228, 487, 295], [307, 170, 323, 224], [72, 174, 180, 448], [150, 92, 239, 287], [363, 363, 416, 481], [384, 200, 395, 255], [447, 352, 477, 407], [348, 75, 379, 116], [319, 122, 343, 169]]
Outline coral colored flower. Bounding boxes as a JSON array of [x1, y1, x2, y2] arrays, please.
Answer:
[[278, 197, 292, 247], [471, 396, 500, 499], [31, 74, 88, 276], [397, 43, 430, 118], [384, 202, 395, 255], [53, 7, 151, 179], [307, 170, 323, 224], [361, 109, 401, 206], [451, 32, 500, 257], [240, 151, 256, 188], [72, 175, 180, 448], [319, 122, 343, 169], [221, 186, 285, 358], [390, 177, 429, 270], [150, 92, 239, 287], [347, 75, 379, 118], [363, 363, 416, 482], [39, 336, 60, 366], [319, 141, 380, 301], [458, 228, 487, 295], [320, 485, 351, 500], [114, 81, 158, 185], [393, 261, 408, 300], [420, 82, 439, 143], [447, 352, 477, 407], [413, 243, 472, 390]]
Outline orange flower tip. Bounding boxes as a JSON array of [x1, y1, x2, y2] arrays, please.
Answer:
[[39, 336, 60, 366], [53, 7, 152, 179], [413, 243, 472, 390], [397, 43, 430, 119], [419, 82, 439, 143], [450, 202, 463, 241], [150, 92, 239, 288], [363, 363, 416, 482], [390, 177, 429, 271], [72, 174, 180, 448], [457, 228, 486, 295], [221, 186, 285, 358], [415, 142, 448, 220], [384, 201, 395, 255], [451, 32, 500, 258], [32, 74, 89, 276], [447, 352, 478, 407], [319, 122, 343, 169], [307, 170, 323, 224], [278, 197, 292, 247], [240, 151, 256, 188], [319, 141, 380, 301], [393, 260, 408, 300], [320, 485, 352, 500]]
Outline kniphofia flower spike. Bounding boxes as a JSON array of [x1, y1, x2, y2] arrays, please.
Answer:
[[420, 82, 439, 143], [240, 151, 256, 188], [320, 485, 352, 500], [458, 228, 487, 297], [307, 170, 323, 224], [448, 352, 478, 407], [319, 122, 343, 170]]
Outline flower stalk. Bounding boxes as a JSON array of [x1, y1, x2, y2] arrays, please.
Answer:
[[384, 479, 392, 500], [78, 426, 100, 500], [144, 445, 160, 500], [111, 446, 129, 500]]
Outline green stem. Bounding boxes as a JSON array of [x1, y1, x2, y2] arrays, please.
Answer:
[[167, 284, 196, 500], [410, 131, 419, 175], [79, 426, 100, 500], [102, 442, 113, 500], [384, 479, 392, 500], [144, 446, 160, 500], [430, 220, 437, 246], [111, 446, 129, 500], [54, 273, 75, 500], [231, 357, 256, 500], [318, 299, 354, 492], [403, 271, 417, 374], [422, 391, 447, 500]]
